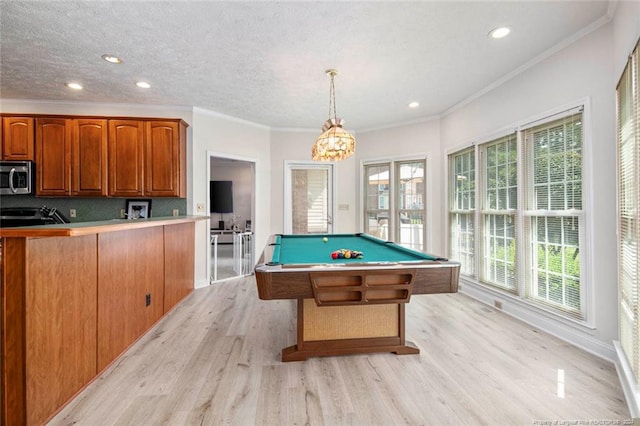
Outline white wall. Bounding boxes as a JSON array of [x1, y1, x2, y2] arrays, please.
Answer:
[[191, 108, 271, 287], [440, 23, 616, 357], [356, 119, 442, 253], [269, 129, 357, 234], [613, 1, 640, 79]]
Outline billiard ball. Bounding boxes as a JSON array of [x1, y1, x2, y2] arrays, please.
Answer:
[[322, 237, 328, 243]]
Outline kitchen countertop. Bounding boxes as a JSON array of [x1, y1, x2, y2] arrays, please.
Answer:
[[0, 215, 208, 238]]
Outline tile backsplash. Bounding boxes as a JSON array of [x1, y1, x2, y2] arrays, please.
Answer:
[[0, 195, 187, 222]]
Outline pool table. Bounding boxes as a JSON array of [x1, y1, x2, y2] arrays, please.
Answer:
[[254, 233, 460, 361]]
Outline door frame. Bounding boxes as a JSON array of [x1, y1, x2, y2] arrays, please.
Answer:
[[206, 151, 256, 282], [284, 160, 336, 234]]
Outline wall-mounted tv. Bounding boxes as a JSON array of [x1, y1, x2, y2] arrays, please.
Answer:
[[210, 180, 233, 213]]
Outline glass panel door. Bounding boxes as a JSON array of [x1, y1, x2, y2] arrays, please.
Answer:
[[285, 162, 334, 234], [395, 160, 426, 251], [364, 163, 390, 240]]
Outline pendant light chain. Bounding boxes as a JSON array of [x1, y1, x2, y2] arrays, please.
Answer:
[[327, 70, 338, 121], [330, 73, 337, 121]]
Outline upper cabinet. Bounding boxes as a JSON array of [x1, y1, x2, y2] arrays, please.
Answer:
[[109, 119, 187, 198], [3, 114, 188, 198], [145, 120, 187, 198], [2, 117, 34, 160], [72, 119, 109, 196], [108, 120, 145, 197], [35, 118, 71, 196]]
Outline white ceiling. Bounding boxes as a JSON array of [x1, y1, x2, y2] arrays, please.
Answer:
[[0, 1, 612, 131]]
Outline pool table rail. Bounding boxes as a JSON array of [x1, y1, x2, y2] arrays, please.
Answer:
[[255, 260, 459, 301]]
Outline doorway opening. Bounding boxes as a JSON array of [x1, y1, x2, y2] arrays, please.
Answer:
[[207, 152, 256, 283]]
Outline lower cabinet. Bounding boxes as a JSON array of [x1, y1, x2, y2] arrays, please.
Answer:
[[1, 221, 195, 426], [97, 227, 165, 371], [19, 235, 97, 426]]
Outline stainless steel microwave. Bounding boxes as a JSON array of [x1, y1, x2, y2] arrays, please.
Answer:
[[0, 161, 33, 195]]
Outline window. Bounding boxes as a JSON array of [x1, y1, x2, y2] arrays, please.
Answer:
[[449, 148, 475, 275], [618, 41, 640, 381], [448, 107, 586, 320], [481, 134, 517, 291], [524, 114, 583, 315], [364, 158, 427, 251]]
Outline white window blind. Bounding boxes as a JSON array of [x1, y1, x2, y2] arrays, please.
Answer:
[[618, 42, 640, 381]]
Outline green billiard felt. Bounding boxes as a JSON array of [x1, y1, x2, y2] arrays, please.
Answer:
[[271, 234, 439, 264]]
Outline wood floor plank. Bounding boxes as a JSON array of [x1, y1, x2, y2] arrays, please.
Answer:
[[48, 277, 630, 425]]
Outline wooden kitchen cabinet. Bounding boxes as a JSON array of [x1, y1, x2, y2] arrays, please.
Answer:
[[145, 120, 187, 197], [2, 116, 34, 160], [109, 119, 187, 198], [1, 218, 198, 425], [164, 221, 195, 311], [35, 117, 71, 196], [72, 118, 108, 196], [108, 119, 145, 197], [2, 235, 98, 426], [97, 226, 165, 371]]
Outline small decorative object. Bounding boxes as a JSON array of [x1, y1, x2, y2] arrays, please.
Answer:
[[126, 199, 152, 219], [231, 214, 241, 231], [331, 249, 364, 260]]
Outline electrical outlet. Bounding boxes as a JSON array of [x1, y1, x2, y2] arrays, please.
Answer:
[[172, 209, 179, 216], [120, 209, 126, 218], [69, 209, 76, 218]]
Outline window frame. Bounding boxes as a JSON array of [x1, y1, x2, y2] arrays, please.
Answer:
[[446, 100, 593, 325]]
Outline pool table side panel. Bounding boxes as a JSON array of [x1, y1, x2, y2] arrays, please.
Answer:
[[255, 264, 460, 300]]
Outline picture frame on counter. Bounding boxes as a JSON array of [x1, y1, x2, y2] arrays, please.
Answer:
[[126, 199, 152, 219]]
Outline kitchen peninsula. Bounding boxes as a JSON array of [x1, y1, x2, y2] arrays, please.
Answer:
[[0, 216, 203, 426]]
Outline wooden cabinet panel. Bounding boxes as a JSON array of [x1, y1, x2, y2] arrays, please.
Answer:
[[2, 238, 27, 426], [72, 119, 108, 196], [35, 118, 71, 196], [146, 121, 180, 197], [24, 235, 97, 426], [108, 120, 144, 197], [164, 222, 195, 311], [2, 117, 34, 160], [97, 227, 164, 371]]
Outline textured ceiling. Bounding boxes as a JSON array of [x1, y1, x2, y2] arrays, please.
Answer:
[[0, 1, 611, 131]]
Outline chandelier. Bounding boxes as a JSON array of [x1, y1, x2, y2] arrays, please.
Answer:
[[311, 69, 356, 161]]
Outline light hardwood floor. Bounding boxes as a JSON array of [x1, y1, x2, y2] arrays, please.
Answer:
[[49, 277, 630, 425]]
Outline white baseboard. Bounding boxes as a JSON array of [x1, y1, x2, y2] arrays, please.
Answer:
[[195, 278, 210, 289], [460, 280, 616, 362], [614, 341, 640, 417]]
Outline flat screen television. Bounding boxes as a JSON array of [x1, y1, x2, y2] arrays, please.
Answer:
[[210, 180, 233, 213]]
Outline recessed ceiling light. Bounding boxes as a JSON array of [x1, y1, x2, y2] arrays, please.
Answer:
[[101, 54, 122, 64], [489, 27, 511, 39], [136, 81, 151, 89], [408, 102, 420, 108], [65, 82, 83, 90]]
